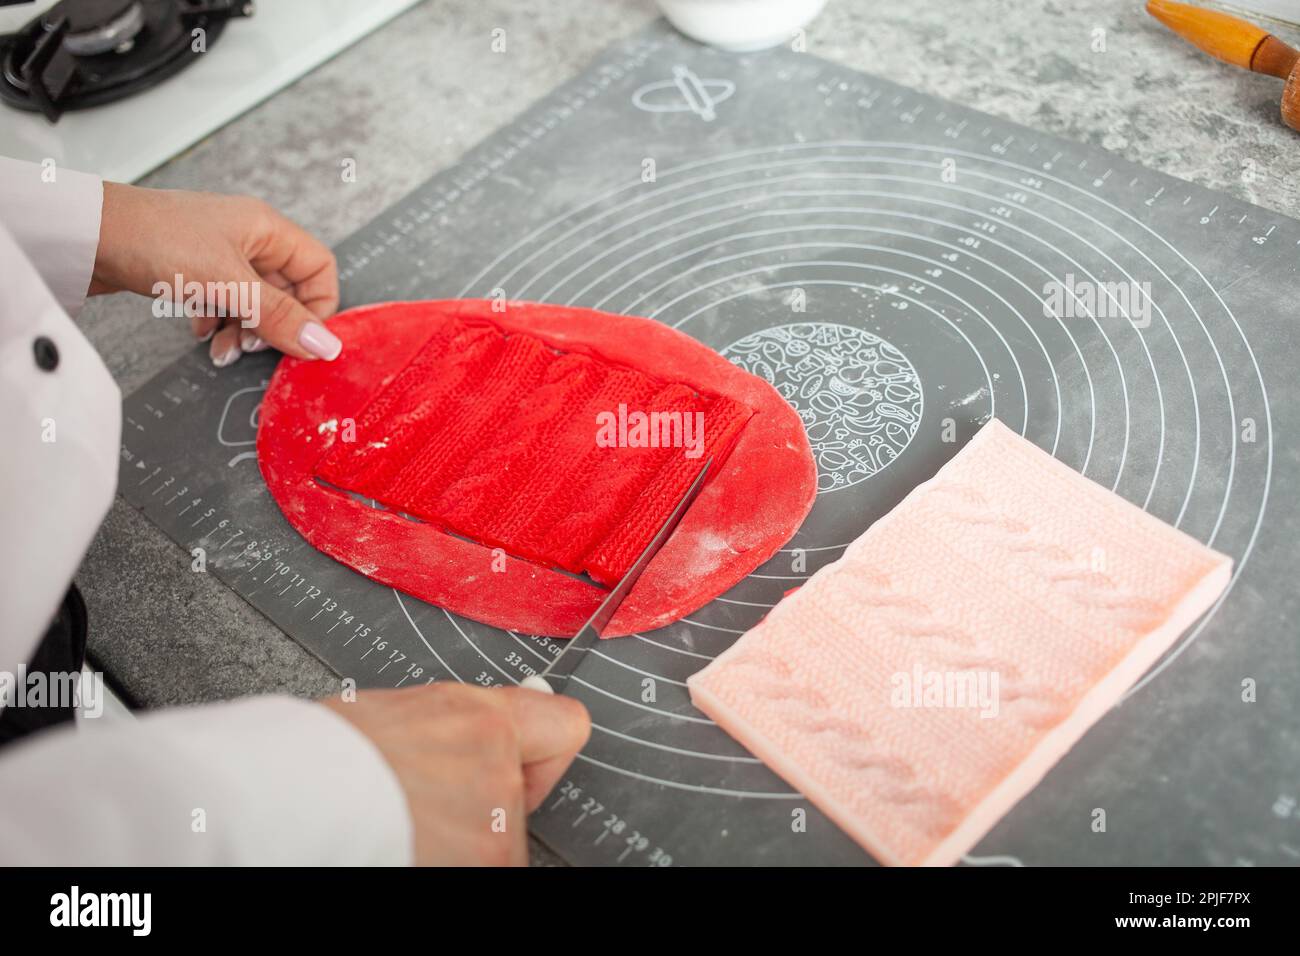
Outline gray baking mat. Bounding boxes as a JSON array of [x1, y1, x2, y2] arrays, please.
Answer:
[[119, 22, 1299, 866]]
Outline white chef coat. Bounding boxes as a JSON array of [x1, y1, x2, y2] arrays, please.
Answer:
[[0, 157, 412, 865]]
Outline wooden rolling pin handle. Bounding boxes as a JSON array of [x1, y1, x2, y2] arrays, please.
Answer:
[[1253, 36, 1300, 132], [1147, 0, 1300, 132], [1147, 0, 1273, 68], [1252, 37, 1300, 132], [1283, 66, 1300, 133], [1252, 35, 1300, 80]]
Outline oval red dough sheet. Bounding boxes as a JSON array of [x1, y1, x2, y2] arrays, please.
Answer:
[[257, 300, 816, 637]]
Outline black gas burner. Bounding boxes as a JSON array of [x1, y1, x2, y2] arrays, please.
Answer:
[[0, 0, 252, 122]]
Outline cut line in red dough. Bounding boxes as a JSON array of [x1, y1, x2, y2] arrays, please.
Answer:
[[257, 300, 817, 637], [688, 419, 1232, 866]]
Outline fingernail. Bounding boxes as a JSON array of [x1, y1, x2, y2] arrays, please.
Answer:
[[298, 321, 342, 361], [199, 327, 216, 342], [240, 330, 269, 353], [212, 345, 241, 368]]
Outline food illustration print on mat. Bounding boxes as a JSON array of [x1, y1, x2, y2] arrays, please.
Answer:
[[688, 419, 1232, 866], [723, 322, 923, 492], [257, 299, 817, 637]]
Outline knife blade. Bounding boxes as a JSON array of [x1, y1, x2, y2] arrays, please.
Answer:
[[519, 457, 713, 695]]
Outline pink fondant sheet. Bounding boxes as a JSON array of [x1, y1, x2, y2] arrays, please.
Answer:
[[687, 419, 1232, 866]]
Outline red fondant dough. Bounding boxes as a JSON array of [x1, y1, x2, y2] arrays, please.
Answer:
[[314, 315, 753, 587], [257, 300, 817, 637]]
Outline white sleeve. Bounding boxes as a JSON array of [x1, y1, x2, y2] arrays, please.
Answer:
[[0, 221, 119, 669], [0, 156, 103, 317], [0, 696, 414, 865], [0, 209, 414, 866]]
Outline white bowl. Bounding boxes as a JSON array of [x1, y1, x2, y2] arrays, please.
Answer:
[[657, 0, 829, 52]]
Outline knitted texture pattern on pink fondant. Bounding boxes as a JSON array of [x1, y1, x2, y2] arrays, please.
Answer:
[[315, 317, 752, 587], [687, 419, 1232, 866]]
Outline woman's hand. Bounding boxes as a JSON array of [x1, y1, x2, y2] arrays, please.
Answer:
[[91, 182, 343, 367], [323, 683, 591, 866]]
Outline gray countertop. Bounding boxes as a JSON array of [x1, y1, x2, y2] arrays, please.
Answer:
[[73, 0, 1299, 862]]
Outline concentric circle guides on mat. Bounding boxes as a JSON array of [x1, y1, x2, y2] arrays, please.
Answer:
[[425, 141, 1271, 805]]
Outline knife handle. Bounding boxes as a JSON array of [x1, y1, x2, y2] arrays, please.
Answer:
[[519, 675, 554, 694]]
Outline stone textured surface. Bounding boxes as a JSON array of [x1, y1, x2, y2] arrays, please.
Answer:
[[70, 0, 1300, 866]]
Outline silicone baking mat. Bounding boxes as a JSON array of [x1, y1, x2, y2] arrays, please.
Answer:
[[119, 22, 1299, 866]]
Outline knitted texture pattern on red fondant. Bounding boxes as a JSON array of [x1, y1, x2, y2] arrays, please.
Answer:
[[315, 317, 753, 586]]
